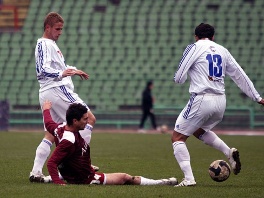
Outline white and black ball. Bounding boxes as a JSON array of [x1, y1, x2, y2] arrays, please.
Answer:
[[208, 160, 231, 182]]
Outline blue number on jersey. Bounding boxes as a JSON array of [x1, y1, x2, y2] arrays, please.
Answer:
[[206, 54, 222, 77]]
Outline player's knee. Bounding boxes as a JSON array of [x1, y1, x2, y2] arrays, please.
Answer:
[[88, 112, 96, 126], [171, 131, 178, 142], [171, 131, 188, 142], [44, 132, 55, 143], [193, 128, 206, 139], [123, 174, 135, 185]]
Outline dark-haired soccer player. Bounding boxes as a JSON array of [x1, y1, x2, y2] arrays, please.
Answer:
[[172, 23, 264, 187], [42, 100, 177, 185]]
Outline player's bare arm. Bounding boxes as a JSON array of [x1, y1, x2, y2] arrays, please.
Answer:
[[62, 69, 89, 80], [74, 69, 89, 80], [62, 69, 77, 77]]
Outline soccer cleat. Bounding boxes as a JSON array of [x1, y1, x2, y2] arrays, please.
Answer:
[[160, 177, 178, 185], [91, 165, 99, 172], [228, 148, 241, 175], [29, 171, 52, 183], [45, 175, 52, 182], [174, 178, 196, 187]]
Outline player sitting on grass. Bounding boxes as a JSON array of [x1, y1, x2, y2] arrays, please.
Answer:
[[42, 100, 177, 185]]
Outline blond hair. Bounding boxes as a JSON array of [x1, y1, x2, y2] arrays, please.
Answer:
[[43, 12, 64, 31]]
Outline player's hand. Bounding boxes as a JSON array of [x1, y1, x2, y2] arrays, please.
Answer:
[[257, 99, 264, 106], [74, 69, 89, 80], [42, 100, 52, 110], [62, 69, 77, 77]]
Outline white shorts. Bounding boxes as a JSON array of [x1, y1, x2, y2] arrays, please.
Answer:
[[174, 93, 226, 136], [39, 85, 90, 124]]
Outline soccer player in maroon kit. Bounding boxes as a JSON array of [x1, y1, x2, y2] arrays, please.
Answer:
[[43, 100, 178, 185]]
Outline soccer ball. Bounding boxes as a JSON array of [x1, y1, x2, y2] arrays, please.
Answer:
[[208, 160, 231, 182], [160, 124, 168, 133]]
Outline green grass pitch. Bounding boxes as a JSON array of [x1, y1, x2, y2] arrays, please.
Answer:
[[0, 131, 263, 198]]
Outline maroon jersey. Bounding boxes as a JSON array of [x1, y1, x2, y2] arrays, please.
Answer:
[[44, 109, 95, 184]]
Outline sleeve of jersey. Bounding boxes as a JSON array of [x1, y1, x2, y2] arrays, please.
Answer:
[[174, 44, 197, 84], [66, 65, 77, 70], [43, 109, 59, 136], [38, 41, 63, 81], [225, 51, 262, 102], [47, 140, 74, 184]]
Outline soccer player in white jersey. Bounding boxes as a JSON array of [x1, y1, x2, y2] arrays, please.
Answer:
[[29, 12, 98, 182], [172, 23, 264, 187]]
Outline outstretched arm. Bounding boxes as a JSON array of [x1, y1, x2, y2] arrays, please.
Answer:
[[42, 100, 59, 135], [225, 51, 262, 103]]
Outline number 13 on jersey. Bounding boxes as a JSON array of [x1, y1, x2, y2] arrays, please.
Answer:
[[206, 54, 222, 77]]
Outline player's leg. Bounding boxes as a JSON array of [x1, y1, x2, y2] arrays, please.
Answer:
[[29, 131, 54, 183], [171, 131, 196, 187], [194, 129, 230, 158], [138, 109, 148, 132], [29, 90, 60, 183], [193, 95, 228, 154], [172, 94, 208, 187], [104, 173, 177, 185], [149, 111, 157, 130], [195, 129, 241, 174], [194, 94, 241, 175]]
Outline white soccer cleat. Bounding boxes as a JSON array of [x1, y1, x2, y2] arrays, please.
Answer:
[[29, 171, 52, 183], [160, 177, 178, 185], [174, 178, 196, 187], [228, 148, 241, 175], [45, 175, 52, 182]]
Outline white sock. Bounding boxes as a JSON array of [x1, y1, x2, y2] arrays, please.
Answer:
[[59, 172, 64, 180], [79, 124, 93, 144], [172, 141, 194, 181], [139, 176, 165, 185], [199, 130, 230, 158], [31, 139, 52, 174]]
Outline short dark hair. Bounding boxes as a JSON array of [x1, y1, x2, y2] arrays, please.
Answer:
[[66, 103, 88, 126], [195, 23, 215, 40], [147, 80, 153, 87], [43, 12, 64, 31]]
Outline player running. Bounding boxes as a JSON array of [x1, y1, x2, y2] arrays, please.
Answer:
[[172, 23, 264, 187]]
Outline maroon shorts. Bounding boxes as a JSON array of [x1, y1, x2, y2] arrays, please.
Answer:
[[85, 172, 105, 184]]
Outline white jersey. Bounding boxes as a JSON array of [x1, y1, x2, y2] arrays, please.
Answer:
[[35, 38, 76, 92], [174, 39, 262, 102]]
